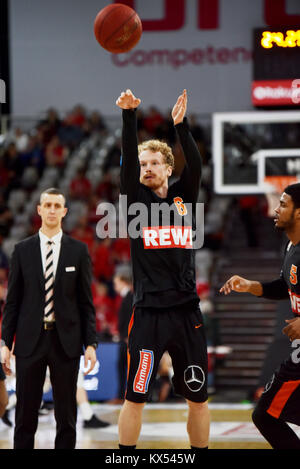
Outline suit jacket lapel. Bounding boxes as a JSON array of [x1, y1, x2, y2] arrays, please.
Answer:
[[33, 233, 45, 290], [54, 234, 68, 286]]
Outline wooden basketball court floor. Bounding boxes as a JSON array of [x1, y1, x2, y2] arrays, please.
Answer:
[[1, 401, 294, 449]]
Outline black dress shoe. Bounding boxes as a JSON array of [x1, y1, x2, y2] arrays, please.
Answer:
[[1, 410, 12, 427], [83, 414, 110, 428]]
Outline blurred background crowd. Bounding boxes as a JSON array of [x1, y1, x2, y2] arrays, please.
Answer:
[[0, 104, 217, 338], [0, 102, 288, 403]]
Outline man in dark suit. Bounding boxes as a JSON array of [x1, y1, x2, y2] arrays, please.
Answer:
[[0, 187, 98, 449]]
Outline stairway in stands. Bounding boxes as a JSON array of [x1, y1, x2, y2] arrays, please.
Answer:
[[212, 202, 286, 394]]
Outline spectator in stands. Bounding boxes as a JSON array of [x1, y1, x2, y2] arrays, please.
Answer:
[[0, 243, 8, 273], [20, 134, 45, 176], [0, 158, 10, 195], [85, 111, 107, 135], [102, 140, 122, 174], [0, 266, 7, 310], [0, 193, 13, 237], [69, 167, 92, 200], [13, 127, 29, 153], [39, 108, 62, 145], [3, 142, 22, 196], [93, 280, 118, 340], [92, 238, 115, 285], [45, 135, 69, 169], [86, 194, 102, 229], [64, 104, 86, 129], [143, 106, 164, 135], [95, 172, 115, 203], [111, 237, 131, 264], [57, 105, 86, 147], [29, 211, 42, 235], [70, 215, 95, 254]]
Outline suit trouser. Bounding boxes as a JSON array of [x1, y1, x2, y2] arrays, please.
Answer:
[[14, 327, 80, 449]]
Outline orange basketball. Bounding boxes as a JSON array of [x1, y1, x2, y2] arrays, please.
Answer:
[[94, 3, 142, 54]]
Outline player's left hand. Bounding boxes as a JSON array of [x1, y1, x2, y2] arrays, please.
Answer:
[[84, 346, 97, 375], [282, 317, 300, 341], [172, 89, 187, 125]]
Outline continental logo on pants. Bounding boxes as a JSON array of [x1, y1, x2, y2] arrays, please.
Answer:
[[133, 349, 154, 394], [142, 226, 193, 249]]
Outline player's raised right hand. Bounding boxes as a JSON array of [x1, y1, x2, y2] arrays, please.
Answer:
[[116, 89, 141, 109], [219, 275, 251, 295], [172, 89, 187, 125]]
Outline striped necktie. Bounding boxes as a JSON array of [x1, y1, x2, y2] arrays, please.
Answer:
[[44, 240, 55, 323]]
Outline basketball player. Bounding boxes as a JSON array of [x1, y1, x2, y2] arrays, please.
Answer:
[[116, 89, 209, 450], [220, 183, 300, 449]]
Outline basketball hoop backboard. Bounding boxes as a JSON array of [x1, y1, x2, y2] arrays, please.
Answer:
[[213, 111, 300, 194]]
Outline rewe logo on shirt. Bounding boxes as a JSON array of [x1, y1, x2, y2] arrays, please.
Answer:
[[288, 289, 300, 316], [96, 195, 204, 249], [142, 225, 193, 249]]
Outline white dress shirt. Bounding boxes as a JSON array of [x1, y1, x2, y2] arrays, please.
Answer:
[[39, 229, 63, 278]]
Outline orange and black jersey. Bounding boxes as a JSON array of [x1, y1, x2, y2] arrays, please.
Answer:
[[256, 241, 300, 427], [262, 241, 300, 316], [120, 109, 202, 308]]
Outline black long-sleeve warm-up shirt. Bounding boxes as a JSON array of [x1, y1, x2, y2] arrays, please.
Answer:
[[261, 241, 300, 317], [120, 109, 203, 309]]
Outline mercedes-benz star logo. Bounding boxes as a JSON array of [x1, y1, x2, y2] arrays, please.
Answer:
[[184, 365, 205, 392]]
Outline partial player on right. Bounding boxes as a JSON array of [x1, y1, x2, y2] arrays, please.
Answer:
[[220, 183, 300, 449]]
